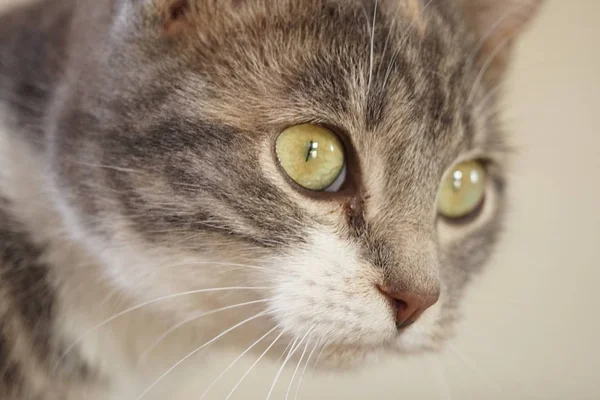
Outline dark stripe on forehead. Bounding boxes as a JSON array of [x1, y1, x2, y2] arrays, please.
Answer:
[[286, 60, 351, 119], [363, 1, 423, 130], [417, 34, 458, 132], [363, 2, 466, 134]]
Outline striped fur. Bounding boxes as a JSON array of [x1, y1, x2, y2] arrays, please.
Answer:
[[0, 0, 541, 398]]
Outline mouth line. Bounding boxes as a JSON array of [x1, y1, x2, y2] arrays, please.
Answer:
[[396, 319, 415, 330]]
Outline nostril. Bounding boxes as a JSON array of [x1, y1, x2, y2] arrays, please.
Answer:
[[390, 299, 415, 330], [377, 285, 439, 329], [390, 297, 408, 315]]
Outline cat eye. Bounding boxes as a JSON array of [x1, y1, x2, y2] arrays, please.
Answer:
[[275, 124, 346, 192], [437, 160, 487, 219]]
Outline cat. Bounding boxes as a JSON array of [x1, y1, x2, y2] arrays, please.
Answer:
[[0, 0, 542, 398]]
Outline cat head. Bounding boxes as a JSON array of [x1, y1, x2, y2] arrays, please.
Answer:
[[49, 0, 541, 366]]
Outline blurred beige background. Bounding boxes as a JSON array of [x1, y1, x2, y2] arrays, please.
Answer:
[[1, 0, 599, 399]]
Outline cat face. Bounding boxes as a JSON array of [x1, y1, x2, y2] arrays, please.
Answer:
[[49, 0, 541, 366]]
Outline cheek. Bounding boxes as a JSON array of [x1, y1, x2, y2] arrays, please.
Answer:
[[265, 230, 397, 347], [435, 181, 505, 307]]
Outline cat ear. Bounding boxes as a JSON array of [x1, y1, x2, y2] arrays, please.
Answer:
[[136, 0, 199, 36], [143, 0, 242, 36], [150, 0, 193, 36], [458, 0, 543, 77]]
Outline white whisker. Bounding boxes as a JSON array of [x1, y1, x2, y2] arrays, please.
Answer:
[[225, 330, 286, 400], [375, 1, 401, 78], [55, 286, 271, 371], [265, 336, 299, 400], [266, 328, 312, 400], [198, 325, 281, 400], [138, 298, 271, 364], [286, 326, 315, 400], [466, 32, 515, 105], [65, 160, 142, 174], [367, 0, 379, 93], [381, 0, 434, 93], [145, 259, 269, 272], [136, 310, 270, 400], [275, 338, 296, 366], [294, 339, 320, 400], [311, 341, 328, 372], [474, 80, 506, 113], [463, 1, 534, 77]]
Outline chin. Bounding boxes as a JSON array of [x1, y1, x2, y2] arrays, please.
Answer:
[[306, 327, 450, 371]]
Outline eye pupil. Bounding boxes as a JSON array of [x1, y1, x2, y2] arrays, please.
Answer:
[[306, 141, 319, 161]]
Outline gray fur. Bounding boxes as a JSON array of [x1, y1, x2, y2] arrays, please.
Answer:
[[0, 0, 541, 398]]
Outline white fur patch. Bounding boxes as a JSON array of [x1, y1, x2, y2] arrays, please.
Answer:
[[266, 229, 442, 363]]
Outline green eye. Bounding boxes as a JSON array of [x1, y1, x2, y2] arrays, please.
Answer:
[[437, 160, 487, 219], [275, 124, 346, 191]]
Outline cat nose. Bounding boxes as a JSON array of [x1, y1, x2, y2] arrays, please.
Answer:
[[377, 285, 440, 329]]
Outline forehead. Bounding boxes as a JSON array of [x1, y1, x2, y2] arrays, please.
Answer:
[[164, 0, 489, 191]]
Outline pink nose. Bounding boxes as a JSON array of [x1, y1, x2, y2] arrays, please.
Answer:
[[378, 286, 440, 329]]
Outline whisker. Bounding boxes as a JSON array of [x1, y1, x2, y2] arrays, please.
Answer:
[[375, 0, 402, 78], [275, 338, 296, 366], [54, 286, 272, 371], [143, 259, 269, 273], [197, 324, 281, 400], [265, 336, 300, 400], [294, 339, 320, 400], [266, 328, 312, 400], [310, 341, 329, 372], [473, 80, 506, 113], [64, 159, 143, 174], [367, 0, 379, 93], [225, 329, 285, 400], [138, 298, 272, 364], [463, 1, 535, 79], [464, 3, 539, 107], [466, 32, 516, 105], [136, 309, 271, 400], [381, 0, 435, 93], [286, 327, 315, 400]]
